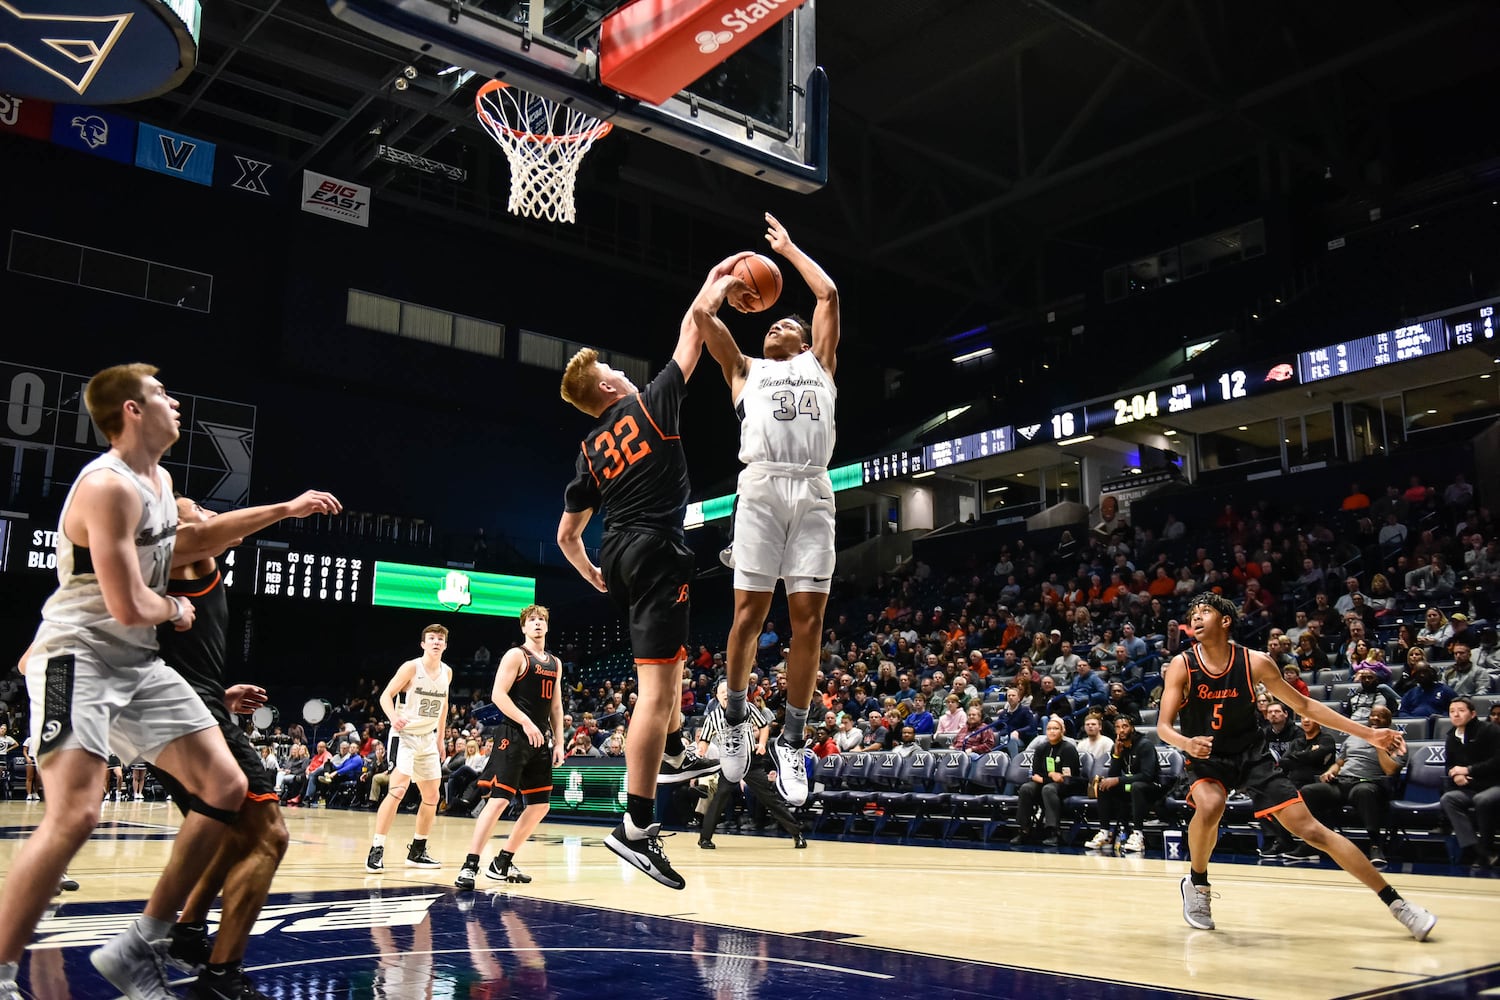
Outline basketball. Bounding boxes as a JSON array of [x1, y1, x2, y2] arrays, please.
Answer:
[[731, 253, 782, 312]]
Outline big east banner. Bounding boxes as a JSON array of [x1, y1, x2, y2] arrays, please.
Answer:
[[300, 170, 371, 227]]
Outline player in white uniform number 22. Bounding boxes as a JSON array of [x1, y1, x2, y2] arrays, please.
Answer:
[[697, 212, 840, 808], [366, 624, 452, 872]]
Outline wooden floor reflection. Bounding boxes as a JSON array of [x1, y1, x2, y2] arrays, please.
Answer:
[[3, 799, 1498, 1000]]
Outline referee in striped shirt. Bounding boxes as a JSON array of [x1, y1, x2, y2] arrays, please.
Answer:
[[696, 680, 807, 849]]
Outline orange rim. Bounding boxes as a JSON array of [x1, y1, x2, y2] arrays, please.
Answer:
[[475, 79, 613, 145]]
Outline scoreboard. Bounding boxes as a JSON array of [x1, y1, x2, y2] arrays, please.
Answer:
[[1297, 302, 1492, 384], [254, 547, 363, 602]]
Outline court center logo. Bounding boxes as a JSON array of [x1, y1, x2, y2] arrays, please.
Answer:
[[695, 29, 733, 53], [31, 892, 443, 950]]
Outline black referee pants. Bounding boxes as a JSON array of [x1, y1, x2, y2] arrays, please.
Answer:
[[701, 765, 800, 841]]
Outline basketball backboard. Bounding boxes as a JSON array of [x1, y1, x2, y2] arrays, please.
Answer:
[[326, 0, 828, 192]]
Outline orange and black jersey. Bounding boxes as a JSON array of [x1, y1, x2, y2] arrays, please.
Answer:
[[564, 361, 691, 539], [1179, 642, 1261, 755], [502, 648, 561, 735], [157, 568, 229, 704]]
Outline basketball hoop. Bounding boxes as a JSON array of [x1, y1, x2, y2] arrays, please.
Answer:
[[474, 79, 613, 224]]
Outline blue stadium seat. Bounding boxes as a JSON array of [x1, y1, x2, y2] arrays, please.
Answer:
[[945, 751, 1008, 840], [1389, 741, 1456, 861]]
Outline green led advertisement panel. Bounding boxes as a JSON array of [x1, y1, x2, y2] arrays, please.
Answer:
[[551, 763, 628, 815], [371, 562, 535, 617]]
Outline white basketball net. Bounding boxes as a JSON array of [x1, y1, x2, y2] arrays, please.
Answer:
[[475, 80, 612, 224]]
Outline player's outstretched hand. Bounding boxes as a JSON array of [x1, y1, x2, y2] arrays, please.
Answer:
[[1367, 728, 1404, 753], [224, 683, 269, 715], [288, 490, 343, 519], [709, 249, 758, 281], [764, 212, 792, 254]]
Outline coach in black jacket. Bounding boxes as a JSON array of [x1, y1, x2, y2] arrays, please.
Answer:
[[1440, 696, 1500, 868]]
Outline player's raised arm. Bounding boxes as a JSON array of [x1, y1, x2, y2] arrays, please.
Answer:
[[764, 213, 839, 374], [174, 489, 342, 566], [1252, 652, 1402, 752], [686, 251, 757, 389]]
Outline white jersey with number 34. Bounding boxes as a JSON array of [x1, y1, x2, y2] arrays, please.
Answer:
[[736, 350, 836, 470]]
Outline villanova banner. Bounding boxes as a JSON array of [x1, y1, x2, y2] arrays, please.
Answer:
[[135, 121, 216, 186]]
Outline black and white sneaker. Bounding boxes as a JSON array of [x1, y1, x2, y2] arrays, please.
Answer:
[[188, 963, 271, 1000], [365, 845, 384, 873], [405, 842, 441, 869], [485, 858, 532, 883], [659, 745, 721, 784], [604, 821, 686, 890], [454, 861, 478, 891], [166, 921, 212, 975], [57, 872, 80, 893], [719, 544, 735, 569]]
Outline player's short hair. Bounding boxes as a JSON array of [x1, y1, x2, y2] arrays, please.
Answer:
[[85, 363, 158, 440], [1187, 591, 1238, 623], [781, 314, 813, 346], [519, 604, 549, 626], [422, 624, 449, 639], [560, 347, 604, 415]]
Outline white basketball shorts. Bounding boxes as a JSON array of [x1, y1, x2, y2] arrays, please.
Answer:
[[731, 463, 836, 594], [27, 648, 216, 765], [395, 728, 442, 782]]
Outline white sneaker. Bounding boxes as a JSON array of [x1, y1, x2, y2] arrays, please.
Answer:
[[719, 544, 735, 569], [1179, 875, 1215, 931], [770, 739, 809, 806], [134, 793, 145, 802], [1122, 831, 1145, 853], [717, 720, 753, 784], [90, 925, 174, 1000], [1085, 830, 1112, 850], [1390, 899, 1437, 941]]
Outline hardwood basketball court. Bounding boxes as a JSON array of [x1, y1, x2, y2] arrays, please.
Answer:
[[5, 799, 1497, 999]]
